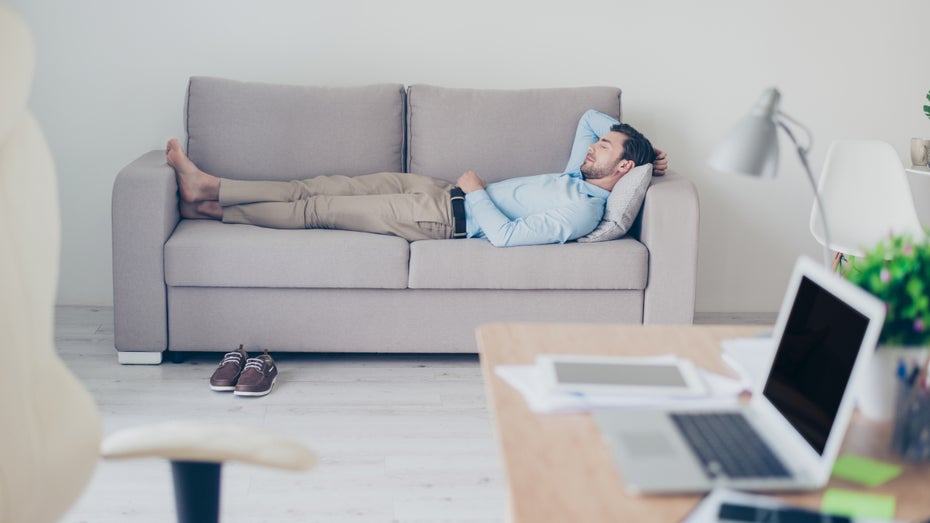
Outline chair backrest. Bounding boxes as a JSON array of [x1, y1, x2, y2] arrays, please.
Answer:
[[810, 139, 925, 256], [0, 7, 101, 523]]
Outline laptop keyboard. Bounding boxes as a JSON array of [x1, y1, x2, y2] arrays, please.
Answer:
[[670, 412, 792, 479]]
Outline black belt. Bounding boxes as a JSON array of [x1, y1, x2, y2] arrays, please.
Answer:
[[450, 187, 467, 239]]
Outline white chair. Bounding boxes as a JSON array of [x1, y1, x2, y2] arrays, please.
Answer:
[[810, 139, 926, 269], [0, 7, 315, 523]]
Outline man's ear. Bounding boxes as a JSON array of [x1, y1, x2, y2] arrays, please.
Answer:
[[614, 159, 636, 178]]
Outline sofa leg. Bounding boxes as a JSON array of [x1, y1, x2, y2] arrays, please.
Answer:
[[117, 351, 164, 365]]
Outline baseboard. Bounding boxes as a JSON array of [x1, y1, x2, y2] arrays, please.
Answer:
[[693, 312, 777, 326]]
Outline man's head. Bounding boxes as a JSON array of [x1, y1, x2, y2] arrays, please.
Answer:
[[580, 123, 656, 184]]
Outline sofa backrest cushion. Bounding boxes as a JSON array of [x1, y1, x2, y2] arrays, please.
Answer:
[[406, 85, 621, 183], [185, 77, 405, 181]]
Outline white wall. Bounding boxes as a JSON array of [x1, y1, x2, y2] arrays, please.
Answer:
[[8, 0, 930, 312]]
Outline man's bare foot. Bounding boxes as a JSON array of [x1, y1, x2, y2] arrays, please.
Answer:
[[166, 138, 220, 202], [179, 201, 207, 220], [196, 200, 223, 220], [179, 200, 223, 220]]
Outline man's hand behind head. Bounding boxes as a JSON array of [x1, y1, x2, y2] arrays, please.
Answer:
[[456, 170, 487, 194], [652, 148, 668, 176]]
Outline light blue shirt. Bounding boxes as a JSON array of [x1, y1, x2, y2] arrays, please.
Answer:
[[465, 110, 620, 247]]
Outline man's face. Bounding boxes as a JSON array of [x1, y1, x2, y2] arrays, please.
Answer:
[[580, 131, 628, 180]]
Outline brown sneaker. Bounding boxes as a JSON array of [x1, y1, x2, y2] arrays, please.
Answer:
[[209, 344, 248, 391], [234, 350, 278, 397]]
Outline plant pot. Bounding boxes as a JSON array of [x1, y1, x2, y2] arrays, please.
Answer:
[[857, 345, 930, 421]]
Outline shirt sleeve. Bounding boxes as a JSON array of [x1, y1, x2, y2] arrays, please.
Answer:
[[563, 109, 621, 173], [466, 189, 603, 247]]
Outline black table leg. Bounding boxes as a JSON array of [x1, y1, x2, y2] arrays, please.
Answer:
[[171, 460, 222, 523]]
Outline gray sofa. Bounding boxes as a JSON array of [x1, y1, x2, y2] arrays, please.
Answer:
[[111, 77, 699, 364]]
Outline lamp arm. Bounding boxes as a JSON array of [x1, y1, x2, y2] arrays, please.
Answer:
[[777, 111, 813, 154], [776, 116, 834, 269]]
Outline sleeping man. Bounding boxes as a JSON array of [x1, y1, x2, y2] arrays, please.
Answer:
[[167, 110, 666, 247]]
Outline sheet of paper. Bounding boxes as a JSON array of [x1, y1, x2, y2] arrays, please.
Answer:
[[821, 489, 896, 520], [720, 337, 775, 390], [832, 455, 903, 487]]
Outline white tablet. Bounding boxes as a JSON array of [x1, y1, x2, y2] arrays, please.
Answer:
[[536, 354, 708, 397]]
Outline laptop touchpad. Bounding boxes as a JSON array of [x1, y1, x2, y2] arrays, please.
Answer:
[[619, 432, 675, 456]]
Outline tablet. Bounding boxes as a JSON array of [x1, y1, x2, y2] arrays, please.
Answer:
[[536, 354, 708, 397]]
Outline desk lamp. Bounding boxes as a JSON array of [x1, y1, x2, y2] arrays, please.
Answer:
[[708, 88, 833, 268]]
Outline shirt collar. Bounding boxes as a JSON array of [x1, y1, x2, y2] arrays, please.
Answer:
[[565, 170, 610, 198]]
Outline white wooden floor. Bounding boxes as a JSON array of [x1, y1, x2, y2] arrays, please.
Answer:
[[55, 307, 771, 523], [56, 306, 506, 523]]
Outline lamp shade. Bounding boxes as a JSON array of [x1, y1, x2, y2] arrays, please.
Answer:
[[708, 88, 781, 178]]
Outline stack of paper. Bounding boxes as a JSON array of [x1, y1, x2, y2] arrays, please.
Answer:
[[496, 356, 738, 414], [496, 338, 777, 414]]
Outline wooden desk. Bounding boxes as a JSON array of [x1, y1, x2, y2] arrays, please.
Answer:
[[477, 323, 930, 522]]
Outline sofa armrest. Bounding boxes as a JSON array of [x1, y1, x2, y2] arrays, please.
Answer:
[[111, 150, 180, 353], [636, 171, 699, 324]]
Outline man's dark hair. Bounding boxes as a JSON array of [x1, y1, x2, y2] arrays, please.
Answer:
[[611, 123, 656, 167]]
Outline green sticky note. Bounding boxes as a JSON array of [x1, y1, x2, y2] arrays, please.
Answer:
[[832, 454, 903, 487], [821, 488, 896, 520]]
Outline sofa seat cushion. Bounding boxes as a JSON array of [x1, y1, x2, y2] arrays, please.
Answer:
[[408, 238, 647, 290], [165, 221, 409, 289]]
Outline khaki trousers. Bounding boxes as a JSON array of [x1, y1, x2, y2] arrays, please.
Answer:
[[219, 172, 456, 241]]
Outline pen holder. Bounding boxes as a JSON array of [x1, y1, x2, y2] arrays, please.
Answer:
[[891, 372, 930, 461]]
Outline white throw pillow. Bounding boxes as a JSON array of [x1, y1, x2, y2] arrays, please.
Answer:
[[578, 163, 653, 243]]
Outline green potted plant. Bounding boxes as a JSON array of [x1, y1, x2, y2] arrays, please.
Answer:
[[840, 233, 930, 420], [842, 234, 930, 346], [924, 89, 930, 121]]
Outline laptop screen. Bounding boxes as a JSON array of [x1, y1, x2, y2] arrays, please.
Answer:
[[762, 275, 870, 455]]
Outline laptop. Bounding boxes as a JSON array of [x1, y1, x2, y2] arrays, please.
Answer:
[[593, 256, 886, 494]]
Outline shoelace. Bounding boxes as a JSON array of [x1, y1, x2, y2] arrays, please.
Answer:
[[219, 352, 244, 367], [242, 357, 265, 374]]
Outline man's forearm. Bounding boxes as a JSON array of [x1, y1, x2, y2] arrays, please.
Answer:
[[564, 110, 620, 173], [466, 191, 600, 247]]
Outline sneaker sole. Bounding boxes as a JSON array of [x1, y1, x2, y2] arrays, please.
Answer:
[[233, 377, 276, 397], [210, 384, 236, 392]]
